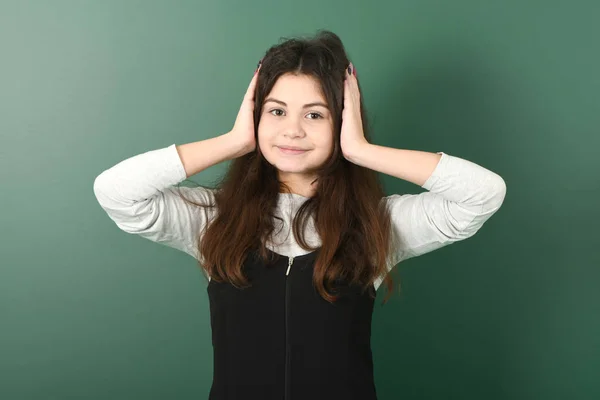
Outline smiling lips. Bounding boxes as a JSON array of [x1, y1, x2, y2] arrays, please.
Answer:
[[278, 146, 308, 155]]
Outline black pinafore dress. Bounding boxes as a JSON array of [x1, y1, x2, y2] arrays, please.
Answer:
[[207, 247, 378, 400]]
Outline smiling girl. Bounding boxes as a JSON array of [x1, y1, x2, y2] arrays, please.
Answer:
[[94, 29, 506, 399]]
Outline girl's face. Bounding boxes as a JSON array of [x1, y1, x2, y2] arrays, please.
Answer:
[[258, 73, 334, 196]]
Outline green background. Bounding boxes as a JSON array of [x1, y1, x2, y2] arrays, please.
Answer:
[[1, 1, 598, 399]]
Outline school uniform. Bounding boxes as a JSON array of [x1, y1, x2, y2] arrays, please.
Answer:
[[207, 247, 377, 399], [93, 143, 506, 399]]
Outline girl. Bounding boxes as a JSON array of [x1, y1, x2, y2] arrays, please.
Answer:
[[94, 30, 506, 400]]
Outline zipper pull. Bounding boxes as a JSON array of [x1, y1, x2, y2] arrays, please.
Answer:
[[286, 256, 294, 276]]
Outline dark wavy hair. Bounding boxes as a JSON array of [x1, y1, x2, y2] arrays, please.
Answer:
[[178, 29, 398, 304]]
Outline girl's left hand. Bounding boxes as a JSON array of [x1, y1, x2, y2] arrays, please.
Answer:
[[340, 63, 369, 160]]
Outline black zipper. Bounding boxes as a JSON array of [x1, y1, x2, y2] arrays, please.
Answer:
[[284, 256, 294, 400]]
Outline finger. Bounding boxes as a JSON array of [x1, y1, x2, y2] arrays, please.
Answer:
[[244, 64, 261, 101], [344, 69, 359, 103], [345, 65, 356, 85], [343, 74, 352, 105]]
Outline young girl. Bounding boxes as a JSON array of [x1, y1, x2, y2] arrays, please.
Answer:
[[94, 30, 506, 400]]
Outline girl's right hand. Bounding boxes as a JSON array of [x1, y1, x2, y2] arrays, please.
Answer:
[[228, 61, 262, 156]]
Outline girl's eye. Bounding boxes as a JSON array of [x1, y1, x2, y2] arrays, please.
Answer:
[[268, 109, 323, 120]]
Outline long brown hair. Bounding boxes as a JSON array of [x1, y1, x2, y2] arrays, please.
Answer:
[[177, 30, 399, 304]]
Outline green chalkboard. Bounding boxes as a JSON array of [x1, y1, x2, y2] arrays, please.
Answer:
[[1, 1, 598, 399]]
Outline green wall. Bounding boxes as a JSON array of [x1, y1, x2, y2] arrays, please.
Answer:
[[1, 1, 598, 399]]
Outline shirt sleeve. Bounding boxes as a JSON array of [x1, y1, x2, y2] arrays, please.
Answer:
[[92, 144, 217, 265], [383, 151, 507, 269]]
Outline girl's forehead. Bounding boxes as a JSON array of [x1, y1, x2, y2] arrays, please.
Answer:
[[268, 74, 326, 103]]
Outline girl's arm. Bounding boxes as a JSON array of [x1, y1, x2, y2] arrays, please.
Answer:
[[92, 133, 244, 262], [353, 146, 506, 288]]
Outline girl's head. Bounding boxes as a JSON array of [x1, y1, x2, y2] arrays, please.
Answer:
[[182, 30, 397, 304], [253, 30, 359, 196]]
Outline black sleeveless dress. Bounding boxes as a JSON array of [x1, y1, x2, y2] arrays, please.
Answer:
[[207, 247, 378, 399]]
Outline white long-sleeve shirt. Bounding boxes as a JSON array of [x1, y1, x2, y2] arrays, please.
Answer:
[[93, 144, 506, 290]]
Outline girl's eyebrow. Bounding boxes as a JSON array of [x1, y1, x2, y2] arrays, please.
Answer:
[[264, 98, 328, 109]]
